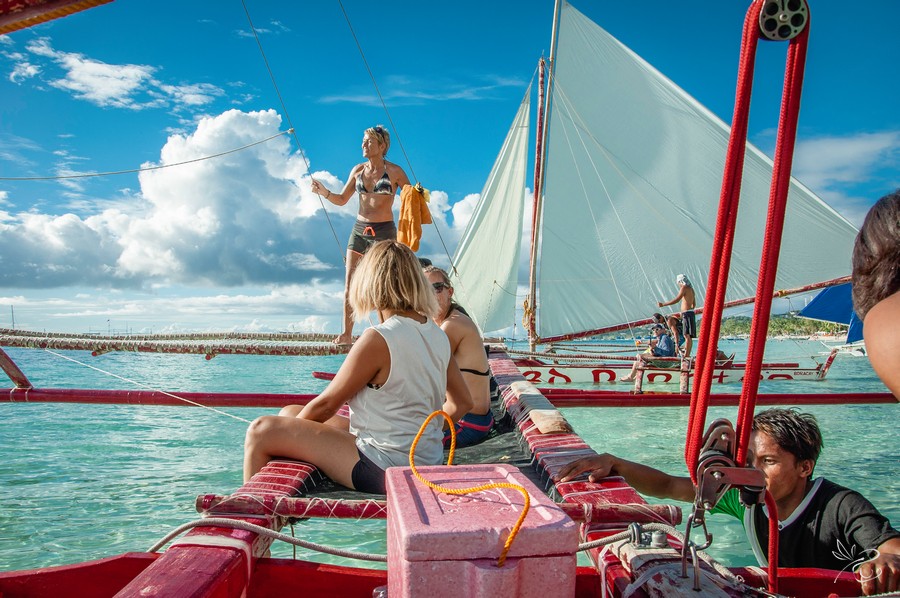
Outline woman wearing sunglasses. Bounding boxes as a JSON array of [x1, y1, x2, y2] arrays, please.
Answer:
[[310, 125, 411, 346], [424, 266, 495, 448]]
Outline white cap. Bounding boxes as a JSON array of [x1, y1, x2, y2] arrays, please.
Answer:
[[676, 274, 691, 286]]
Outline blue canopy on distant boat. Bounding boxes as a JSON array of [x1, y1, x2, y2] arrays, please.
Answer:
[[798, 282, 863, 344]]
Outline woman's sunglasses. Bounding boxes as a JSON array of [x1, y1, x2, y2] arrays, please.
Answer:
[[432, 282, 451, 292]]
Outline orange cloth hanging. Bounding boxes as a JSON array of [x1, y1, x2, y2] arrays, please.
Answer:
[[397, 184, 432, 252]]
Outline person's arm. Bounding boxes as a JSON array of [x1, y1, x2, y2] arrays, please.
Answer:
[[441, 355, 474, 424], [442, 316, 491, 415], [667, 319, 682, 354], [389, 162, 411, 192], [298, 329, 386, 422], [556, 453, 695, 502], [311, 165, 362, 207], [858, 537, 900, 595], [658, 287, 685, 308]]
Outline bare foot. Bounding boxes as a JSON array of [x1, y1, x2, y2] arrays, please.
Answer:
[[619, 375, 634, 383], [333, 333, 353, 345]]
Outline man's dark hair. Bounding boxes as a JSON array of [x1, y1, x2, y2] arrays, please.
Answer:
[[752, 408, 823, 469], [852, 189, 900, 319]]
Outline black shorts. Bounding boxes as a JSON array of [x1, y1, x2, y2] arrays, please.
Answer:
[[347, 220, 397, 255], [682, 310, 697, 337], [350, 448, 387, 494]]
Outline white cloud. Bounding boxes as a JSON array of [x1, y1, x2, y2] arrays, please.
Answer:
[[0, 106, 481, 333], [18, 38, 225, 111], [793, 131, 899, 191], [0, 109, 365, 295], [789, 131, 899, 227], [5, 51, 40, 83], [321, 74, 527, 106], [156, 82, 225, 107], [1, 283, 345, 334]]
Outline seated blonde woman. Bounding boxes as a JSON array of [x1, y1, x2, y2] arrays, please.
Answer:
[[243, 241, 473, 494], [423, 266, 494, 448]]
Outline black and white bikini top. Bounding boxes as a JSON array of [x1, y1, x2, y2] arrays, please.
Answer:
[[356, 169, 393, 195]]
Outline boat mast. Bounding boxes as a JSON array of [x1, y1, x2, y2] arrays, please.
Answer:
[[527, 0, 563, 350]]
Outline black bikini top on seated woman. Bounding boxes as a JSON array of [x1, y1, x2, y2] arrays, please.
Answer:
[[356, 170, 393, 194]]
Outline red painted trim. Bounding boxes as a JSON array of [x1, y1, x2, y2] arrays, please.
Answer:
[[0, 346, 32, 388], [2, 387, 317, 407]]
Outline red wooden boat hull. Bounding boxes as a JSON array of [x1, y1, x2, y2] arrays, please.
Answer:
[[0, 554, 864, 598], [513, 357, 831, 386]]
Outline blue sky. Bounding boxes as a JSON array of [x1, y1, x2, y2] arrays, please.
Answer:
[[1, 0, 897, 334]]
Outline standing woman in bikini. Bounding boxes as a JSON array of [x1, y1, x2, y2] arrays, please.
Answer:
[[311, 125, 411, 345]]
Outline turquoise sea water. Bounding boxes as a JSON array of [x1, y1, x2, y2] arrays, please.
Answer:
[[0, 340, 897, 573]]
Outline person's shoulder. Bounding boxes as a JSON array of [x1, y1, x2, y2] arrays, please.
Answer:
[[441, 311, 477, 338], [355, 326, 388, 348], [385, 160, 410, 181], [811, 478, 872, 509], [863, 290, 900, 395]]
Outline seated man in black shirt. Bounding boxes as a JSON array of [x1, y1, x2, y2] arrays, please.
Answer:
[[557, 408, 900, 595]]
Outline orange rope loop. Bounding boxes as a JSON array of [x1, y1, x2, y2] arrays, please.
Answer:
[[408, 411, 531, 567]]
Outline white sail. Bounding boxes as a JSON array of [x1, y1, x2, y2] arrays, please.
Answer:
[[533, 3, 858, 340], [450, 89, 530, 334]]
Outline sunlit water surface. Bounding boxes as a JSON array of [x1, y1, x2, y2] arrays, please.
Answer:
[[1, 340, 896, 572]]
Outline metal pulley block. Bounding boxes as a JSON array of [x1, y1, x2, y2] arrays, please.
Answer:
[[759, 0, 809, 41], [694, 418, 765, 510]]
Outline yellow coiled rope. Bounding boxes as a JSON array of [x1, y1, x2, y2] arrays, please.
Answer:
[[522, 299, 533, 330], [408, 411, 531, 567]]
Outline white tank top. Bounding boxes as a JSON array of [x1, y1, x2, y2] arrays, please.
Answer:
[[350, 315, 449, 470]]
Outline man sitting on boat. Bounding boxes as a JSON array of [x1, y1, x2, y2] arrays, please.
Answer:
[[243, 241, 473, 494], [619, 324, 675, 382], [653, 312, 684, 355], [556, 408, 900, 595], [423, 266, 495, 448], [658, 274, 697, 359]]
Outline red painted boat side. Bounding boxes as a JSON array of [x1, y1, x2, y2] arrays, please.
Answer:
[[0, 553, 157, 597], [112, 460, 318, 598], [1, 387, 317, 407]]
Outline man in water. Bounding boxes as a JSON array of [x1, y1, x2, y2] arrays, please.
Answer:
[[658, 274, 697, 358], [556, 408, 900, 595]]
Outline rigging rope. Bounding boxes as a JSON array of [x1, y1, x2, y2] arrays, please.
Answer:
[[0, 130, 293, 181], [43, 349, 252, 424], [686, 1, 811, 592], [238, 0, 344, 259]]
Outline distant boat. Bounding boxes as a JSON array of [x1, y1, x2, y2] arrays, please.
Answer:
[[450, 1, 857, 385], [799, 282, 866, 356]]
